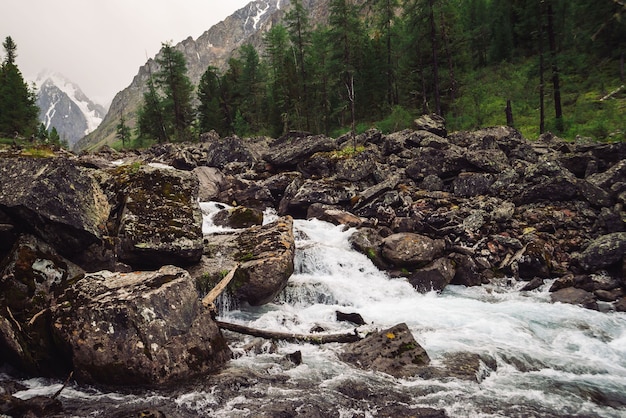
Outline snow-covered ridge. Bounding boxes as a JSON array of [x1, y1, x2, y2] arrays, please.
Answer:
[[35, 70, 105, 135]]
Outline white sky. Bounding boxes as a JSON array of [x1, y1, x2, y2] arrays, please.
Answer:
[[1, 0, 251, 107]]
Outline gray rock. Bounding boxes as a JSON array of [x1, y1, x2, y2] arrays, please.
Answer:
[[414, 114, 447, 137], [551, 287, 598, 310], [213, 206, 264, 229], [408, 257, 456, 293], [230, 216, 296, 306], [340, 323, 430, 378], [112, 164, 203, 269], [576, 232, 626, 272], [193, 166, 225, 202], [382, 233, 445, 268], [0, 156, 110, 257], [265, 134, 336, 167], [206, 136, 256, 169], [52, 265, 231, 385]]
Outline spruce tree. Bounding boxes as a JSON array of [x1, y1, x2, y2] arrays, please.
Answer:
[[0, 36, 39, 137]]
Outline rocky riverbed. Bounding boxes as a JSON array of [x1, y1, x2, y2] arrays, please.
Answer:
[[1, 116, 625, 416]]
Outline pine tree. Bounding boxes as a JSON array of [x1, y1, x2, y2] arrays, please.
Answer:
[[0, 36, 39, 137], [197, 66, 229, 136], [137, 73, 168, 143], [116, 112, 132, 148]]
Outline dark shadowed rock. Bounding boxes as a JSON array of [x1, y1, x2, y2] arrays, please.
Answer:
[[279, 179, 357, 218], [452, 172, 495, 197], [340, 323, 430, 378], [382, 233, 445, 268], [111, 164, 203, 269], [0, 156, 110, 257], [335, 148, 380, 182], [409, 257, 456, 293], [349, 227, 388, 269], [0, 234, 84, 375], [52, 265, 231, 385], [336, 311, 366, 325]]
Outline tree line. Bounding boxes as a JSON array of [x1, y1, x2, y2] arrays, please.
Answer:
[[132, 0, 625, 145]]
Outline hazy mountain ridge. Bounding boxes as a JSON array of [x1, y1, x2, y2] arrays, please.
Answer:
[[76, 0, 301, 151], [36, 71, 106, 147]]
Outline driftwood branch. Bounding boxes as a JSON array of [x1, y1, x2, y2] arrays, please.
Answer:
[[52, 371, 73, 400], [600, 85, 624, 101], [202, 264, 239, 309], [216, 321, 361, 344]]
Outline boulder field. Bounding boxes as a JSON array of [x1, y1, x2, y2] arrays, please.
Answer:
[[1, 117, 625, 392]]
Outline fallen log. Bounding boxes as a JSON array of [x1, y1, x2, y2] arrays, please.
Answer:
[[216, 321, 362, 344], [202, 264, 240, 309]]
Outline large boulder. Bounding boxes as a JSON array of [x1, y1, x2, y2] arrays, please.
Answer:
[[51, 265, 231, 385], [408, 257, 456, 293], [0, 235, 84, 375], [381, 233, 445, 268], [229, 217, 296, 306], [0, 155, 110, 257], [340, 323, 430, 378], [110, 164, 203, 269], [205, 136, 257, 169], [265, 134, 337, 168], [279, 178, 357, 218]]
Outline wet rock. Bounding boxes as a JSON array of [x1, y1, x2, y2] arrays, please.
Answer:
[[111, 164, 203, 269], [449, 253, 484, 287], [340, 323, 430, 378], [521, 277, 545, 291], [0, 394, 63, 417], [418, 352, 497, 383], [349, 227, 388, 269], [381, 233, 445, 268], [408, 257, 456, 293], [0, 235, 84, 375], [213, 206, 264, 229], [229, 217, 295, 306], [52, 265, 231, 385], [0, 155, 110, 257], [615, 297, 626, 312], [576, 232, 626, 272], [550, 287, 598, 310], [336, 311, 366, 325]]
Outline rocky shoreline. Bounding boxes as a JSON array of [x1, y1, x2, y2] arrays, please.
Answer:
[[1, 116, 625, 415]]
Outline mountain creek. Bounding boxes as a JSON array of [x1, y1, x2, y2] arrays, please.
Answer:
[[1, 118, 625, 417]]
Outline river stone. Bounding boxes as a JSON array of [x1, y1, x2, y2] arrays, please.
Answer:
[[206, 136, 256, 169], [381, 233, 445, 268], [280, 179, 357, 218], [340, 323, 430, 378], [0, 155, 110, 257], [213, 206, 264, 229], [307, 203, 364, 227], [0, 234, 84, 375], [550, 287, 598, 310], [112, 164, 203, 269], [576, 232, 626, 272], [51, 265, 231, 385], [408, 257, 456, 293], [229, 216, 295, 306]]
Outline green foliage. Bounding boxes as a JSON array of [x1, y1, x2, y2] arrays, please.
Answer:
[[189, 0, 626, 143], [137, 42, 194, 143], [0, 37, 39, 137]]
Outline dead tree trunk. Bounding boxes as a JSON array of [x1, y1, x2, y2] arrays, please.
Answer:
[[216, 321, 362, 344]]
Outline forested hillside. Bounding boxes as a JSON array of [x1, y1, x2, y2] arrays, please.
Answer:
[[185, 0, 624, 142]]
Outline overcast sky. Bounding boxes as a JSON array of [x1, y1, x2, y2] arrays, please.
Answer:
[[1, 0, 251, 107]]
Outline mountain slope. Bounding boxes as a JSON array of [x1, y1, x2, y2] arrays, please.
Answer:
[[75, 0, 290, 151], [36, 71, 106, 147]]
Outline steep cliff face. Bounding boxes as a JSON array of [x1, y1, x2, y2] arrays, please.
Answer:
[[75, 0, 289, 151]]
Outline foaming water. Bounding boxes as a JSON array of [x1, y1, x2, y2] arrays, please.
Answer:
[[219, 217, 626, 417], [4, 210, 624, 417]]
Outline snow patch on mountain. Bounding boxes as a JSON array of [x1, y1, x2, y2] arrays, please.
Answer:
[[36, 70, 105, 134]]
